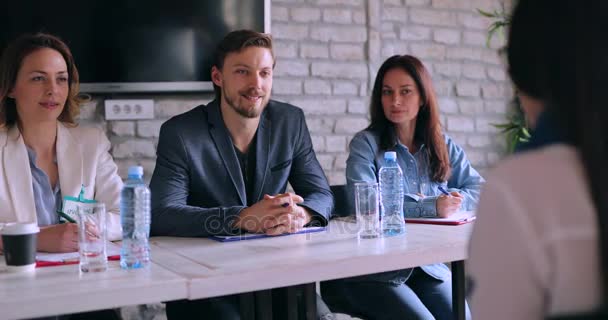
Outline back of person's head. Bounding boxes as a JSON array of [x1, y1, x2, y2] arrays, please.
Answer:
[[212, 30, 274, 101], [0, 33, 82, 128], [509, 0, 608, 307], [368, 54, 450, 182]]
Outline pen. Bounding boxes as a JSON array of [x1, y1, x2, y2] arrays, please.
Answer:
[[438, 186, 450, 196], [56, 211, 76, 223], [57, 211, 100, 239]]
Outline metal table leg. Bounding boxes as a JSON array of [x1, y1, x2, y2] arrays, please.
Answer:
[[301, 283, 317, 320], [255, 290, 273, 320], [239, 292, 256, 320], [273, 286, 299, 320], [452, 260, 466, 320]]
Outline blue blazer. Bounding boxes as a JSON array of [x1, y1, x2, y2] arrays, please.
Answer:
[[150, 99, 333, 237]]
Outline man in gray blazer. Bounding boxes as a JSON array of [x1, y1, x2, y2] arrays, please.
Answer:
[[150, 30, 334, 319]]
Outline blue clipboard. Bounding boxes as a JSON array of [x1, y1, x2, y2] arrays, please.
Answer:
[[209, 226, 326, 242]]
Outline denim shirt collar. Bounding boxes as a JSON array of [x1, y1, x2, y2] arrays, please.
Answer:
[[395, 137, 426, 156]]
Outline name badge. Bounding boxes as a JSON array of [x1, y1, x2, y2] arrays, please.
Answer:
[[59, 185, 97, 223]]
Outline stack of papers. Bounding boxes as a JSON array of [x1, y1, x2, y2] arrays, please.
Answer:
[[36, 242, 121, 266], [405, 211, 476, 225]]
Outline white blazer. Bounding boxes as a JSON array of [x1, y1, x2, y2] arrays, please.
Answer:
[[0, 122, 123, 241]]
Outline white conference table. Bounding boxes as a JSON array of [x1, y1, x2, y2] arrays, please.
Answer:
[[150, 219, 473, 320], [0, 220, 472, 320], [0, 261, 188, 320]]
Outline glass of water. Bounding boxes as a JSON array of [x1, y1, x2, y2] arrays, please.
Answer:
[[355, 182, 380, 239], [77, 203, 107, 272]]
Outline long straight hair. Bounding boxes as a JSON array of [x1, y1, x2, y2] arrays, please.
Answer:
[[367, 55, 450, 182], [509, 0, 608, 309]]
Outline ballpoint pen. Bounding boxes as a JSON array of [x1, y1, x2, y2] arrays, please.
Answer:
[[438, 186, 451, 196], [56, 210, 76, 223]]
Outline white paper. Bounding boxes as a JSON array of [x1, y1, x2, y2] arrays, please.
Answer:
[[36, 242, 121, 262]]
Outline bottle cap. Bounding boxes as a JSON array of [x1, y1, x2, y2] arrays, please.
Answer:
[[384, 151, 397, 161], [128, 166, 144, 177]]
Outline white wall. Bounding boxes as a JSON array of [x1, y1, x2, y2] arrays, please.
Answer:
[[79, 0, 512, 184]]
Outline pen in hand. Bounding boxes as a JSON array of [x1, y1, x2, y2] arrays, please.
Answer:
[[438, 186, 451, 196], [56, 211, 98, 239], [56, 210, 76, 223]]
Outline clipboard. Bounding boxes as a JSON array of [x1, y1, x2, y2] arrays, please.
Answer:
[[209, 226, 326, 242], [405, 211, 476, 225]]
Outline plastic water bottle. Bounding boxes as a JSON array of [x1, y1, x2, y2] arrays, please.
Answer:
[[120, 166, 151, 269], [379, 151, 406, 236]]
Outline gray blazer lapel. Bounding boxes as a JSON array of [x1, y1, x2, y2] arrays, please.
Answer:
[[253, 111, 270, 202], [207, 101, 246, 205]]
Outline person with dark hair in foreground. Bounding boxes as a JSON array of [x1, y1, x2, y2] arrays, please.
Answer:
[[468, 1, 608, 319]]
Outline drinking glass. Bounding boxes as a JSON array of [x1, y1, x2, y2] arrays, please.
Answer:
[[355, 182, 380, 239], [77, 203, 107, 272]]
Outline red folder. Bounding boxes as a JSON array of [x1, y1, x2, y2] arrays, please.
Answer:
[[36, 255, 120, 268]]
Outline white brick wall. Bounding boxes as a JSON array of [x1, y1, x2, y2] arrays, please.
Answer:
[[137, 120, 163, 138], [433, 29, 461, 44], [300, 43, 329, 58], [83, 0, 512, 189], [110, 122, 135, 137], [456, 81, 481, 97], [400, 26, 432, 40], [323, 8, 353, 23], [304, 79, 332, 95], [113, 140, 156, 159]]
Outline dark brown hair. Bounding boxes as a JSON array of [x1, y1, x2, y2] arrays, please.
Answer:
[[212, 29, 274, 100], [367, 55, 450, 182], [509, 0, 608, 311], [0, 33, 83, 128]]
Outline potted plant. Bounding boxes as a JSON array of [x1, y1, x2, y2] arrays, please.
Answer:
[[478, 4, 530, 153]]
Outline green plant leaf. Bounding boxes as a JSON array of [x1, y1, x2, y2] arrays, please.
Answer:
[[492, 123, 514, 129], [477, 4, 532, 154], [476, 8, 496, 18], [486, 26, 500, 47], [508, 132, 519, 153]]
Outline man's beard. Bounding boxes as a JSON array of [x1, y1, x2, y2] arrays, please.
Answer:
[[223, 86, 266, 118]]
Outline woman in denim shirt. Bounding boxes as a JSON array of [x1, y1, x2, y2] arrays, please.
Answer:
[[322, 55, 483, 320]]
